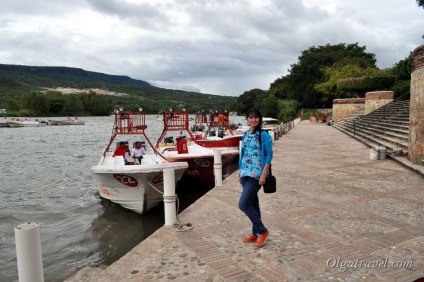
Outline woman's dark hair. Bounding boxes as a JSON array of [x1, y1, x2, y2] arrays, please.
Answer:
[[245, 108, 263, 133]]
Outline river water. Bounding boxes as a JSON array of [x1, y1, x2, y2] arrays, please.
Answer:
[[0, 114, 246, 282]]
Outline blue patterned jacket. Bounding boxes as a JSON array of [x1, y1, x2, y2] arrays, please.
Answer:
[[238, 130, 273, 175]]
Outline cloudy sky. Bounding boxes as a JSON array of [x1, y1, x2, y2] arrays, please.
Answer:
[[0, 0, 423, 96]]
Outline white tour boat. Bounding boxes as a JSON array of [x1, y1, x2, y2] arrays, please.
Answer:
[[91, 110, 188, 214], [155, 110, 239, 187]]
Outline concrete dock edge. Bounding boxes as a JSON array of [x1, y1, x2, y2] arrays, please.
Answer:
[[66, 121, 424, 282]]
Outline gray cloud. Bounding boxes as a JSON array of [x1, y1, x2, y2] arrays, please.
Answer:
[[0, 0, 422, 96]]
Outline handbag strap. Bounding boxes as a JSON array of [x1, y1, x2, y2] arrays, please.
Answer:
[[268, 165, 272, 176]]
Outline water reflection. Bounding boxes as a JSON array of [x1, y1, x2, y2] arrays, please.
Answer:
[[88, 158, 238, 268], [90, 196, 165, 265], [0, 115, 243, 282]]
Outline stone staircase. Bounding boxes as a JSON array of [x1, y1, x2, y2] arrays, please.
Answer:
[[333, 100, 410, 154]]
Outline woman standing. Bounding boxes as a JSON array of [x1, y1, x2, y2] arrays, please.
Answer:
[[238, 108, 273, 247]]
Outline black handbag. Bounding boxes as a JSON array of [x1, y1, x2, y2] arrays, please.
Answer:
[[263, 165, 276, 193]]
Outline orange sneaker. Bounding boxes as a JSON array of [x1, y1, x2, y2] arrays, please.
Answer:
[[255, 230, 269, 247], [242, 234, 258, 243]]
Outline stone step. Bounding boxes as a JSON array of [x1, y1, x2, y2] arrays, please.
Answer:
[[353, 122, 409, 136], [333, 99, 411, 156], [354, 120, 409, 130], [333, 124, 408, 150], [336, 119, 407, 138]]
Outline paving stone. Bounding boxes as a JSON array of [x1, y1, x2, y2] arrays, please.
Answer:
[[65, 122, 424, 282]]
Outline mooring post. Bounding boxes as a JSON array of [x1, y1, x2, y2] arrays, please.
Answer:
[[213, 149, 223, 186], [15, 223, 44, 282], [163, 167, 177, 226]]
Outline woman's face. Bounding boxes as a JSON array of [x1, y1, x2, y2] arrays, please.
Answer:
[[247, 114, 260, 129]]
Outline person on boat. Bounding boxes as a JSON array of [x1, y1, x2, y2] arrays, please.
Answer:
[[238, 107, 272, 247], [131, 142, 146, 164], [175, 135, 189, 154], [218, 113, 225, 124], [113, 142, 130, 164]]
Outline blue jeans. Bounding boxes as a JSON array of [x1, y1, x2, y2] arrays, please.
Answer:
[[239, 176, 267, 235]]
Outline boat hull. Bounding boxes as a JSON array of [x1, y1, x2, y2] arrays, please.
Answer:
[[57, 121, 85, 125], [48, 119, 85, 125], [91, 162, 187, 214], [7, 121, 47, 127], [195, 135, 242, 150], [48, 120, 60, 125]]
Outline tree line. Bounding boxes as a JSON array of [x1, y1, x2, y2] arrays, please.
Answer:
[[2, 90, 113, 117], [232, 43, 412, 122]]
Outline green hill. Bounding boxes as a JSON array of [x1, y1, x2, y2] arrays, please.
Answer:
[[0, 64, 237, 115], [0, 64, 152, 89]]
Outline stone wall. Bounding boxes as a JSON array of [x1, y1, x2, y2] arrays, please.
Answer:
[[332, 98, 365, 122], [409, 44, 424, 164], [364, 91, 394, 114]]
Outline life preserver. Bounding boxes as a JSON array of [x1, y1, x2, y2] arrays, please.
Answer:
[[177, 138, 188, 154]]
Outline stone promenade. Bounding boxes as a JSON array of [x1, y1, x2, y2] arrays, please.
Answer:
[[77, 121, 423, 281]]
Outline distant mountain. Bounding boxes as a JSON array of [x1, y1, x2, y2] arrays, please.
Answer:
[[0, 64, 152, 88], [0, 63, 237, 114]]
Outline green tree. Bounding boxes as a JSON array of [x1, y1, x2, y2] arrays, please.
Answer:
[[278, 99, 298, 122], [269, 76, 295, 100], [286, 43, 376, 108], [45, 91, 65, 115], [261, 96, 280, 118], [21, 91, 50, 116], [389, 55, 412, 99], [80, 92, 113, 115], [234, 89, 268, 115], [5, 99, 20, 111], [390, 55, 412, 80], [314, 57, 387, 100], [336, 75, 395, 94], [65, 95, 83, 115], [48, 95, 66, 114], [418, 0, 424, 8]]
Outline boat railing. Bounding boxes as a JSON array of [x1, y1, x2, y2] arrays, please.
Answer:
[[155, 111, 196, 147], [104, 111, 164, 158], [112, 111, 147, 134], [194, 111, 233, 137]]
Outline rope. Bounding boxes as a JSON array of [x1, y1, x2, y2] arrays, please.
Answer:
[[146, 181, 194, 232]]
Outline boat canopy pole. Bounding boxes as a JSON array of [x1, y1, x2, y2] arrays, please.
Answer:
[[103, 111, 160, 157], [155, 111, 196, 147], [194, 111, 234, 138]]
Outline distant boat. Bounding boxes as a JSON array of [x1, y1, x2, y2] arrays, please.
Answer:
[[262, 117, 281, 128], [48, 118, 85, 125], [0, 120, 10, 127], [7, 119, 47, 127]]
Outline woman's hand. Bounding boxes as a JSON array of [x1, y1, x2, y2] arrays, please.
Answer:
[[259, 175, 266, 186]]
